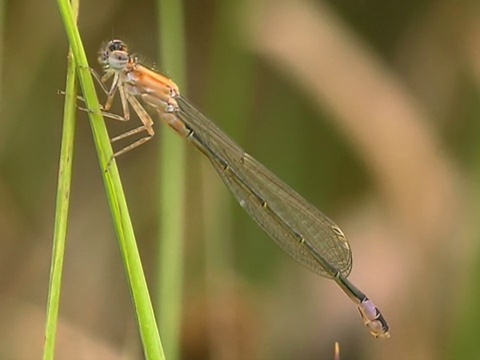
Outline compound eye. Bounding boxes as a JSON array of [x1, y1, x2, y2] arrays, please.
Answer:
[[108, 40, 127, 52]]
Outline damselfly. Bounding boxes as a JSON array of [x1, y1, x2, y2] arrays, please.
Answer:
[[92, 39, 390, 339]]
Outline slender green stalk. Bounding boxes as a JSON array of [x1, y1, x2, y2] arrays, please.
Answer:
[[156, 1, 187, 359], [202, 1, 254, 357], [43, 2, 78, 358], [56, 1, 165, 358]]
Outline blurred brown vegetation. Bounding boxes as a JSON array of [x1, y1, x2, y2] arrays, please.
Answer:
[[1, 0, 480, 359]]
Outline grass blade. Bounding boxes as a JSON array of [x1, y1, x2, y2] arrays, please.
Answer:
[[156, 1, 187, 359], [56, 0, 165, 358], [43, 3, 78, 357]]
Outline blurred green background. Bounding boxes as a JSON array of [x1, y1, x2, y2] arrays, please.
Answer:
[[2, 0, 480, 359]]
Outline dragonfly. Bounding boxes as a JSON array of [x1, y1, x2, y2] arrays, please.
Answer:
[[91, 39, 390, 339]]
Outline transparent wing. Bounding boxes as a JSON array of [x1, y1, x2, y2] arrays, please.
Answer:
[[175, 96, 353, 278]]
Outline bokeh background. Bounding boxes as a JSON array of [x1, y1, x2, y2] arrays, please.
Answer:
[[2, 0, 480, 359]]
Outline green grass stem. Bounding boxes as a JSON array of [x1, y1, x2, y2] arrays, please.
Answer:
[[156, 1, 188, 360], [55, 1, 165, 358], [43, 3, 78, 358]]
